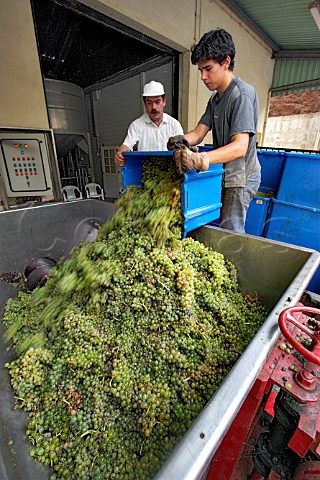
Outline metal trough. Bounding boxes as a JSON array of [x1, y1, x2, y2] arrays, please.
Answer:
[[0, 200, 319, 480]]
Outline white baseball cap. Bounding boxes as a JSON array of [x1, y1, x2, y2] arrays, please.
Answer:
[[142, 81, 165, 97]]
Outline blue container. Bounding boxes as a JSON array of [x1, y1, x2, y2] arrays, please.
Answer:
[[265, 199, 320, 293], [210, 192, 272, 235], [257, 150, 286, 194], [122, 151, 223, 237], [277, 152, 320, 208], [245, 195, 271, 236], [307, 267, 320, 294], [201, 147, 285, 194], [265, 198, 320, 251]]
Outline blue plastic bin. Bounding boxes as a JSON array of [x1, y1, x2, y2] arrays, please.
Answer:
[[265, 198, 320, 293], [202, 147, 285, 194], [245, 195, 271, 236], [257, 150, 286, 194], [211, 193, 272, 236], [122, 151, 223, 237], [277, 152, 320, 208], [265, 198, 320, 250], [307, 267, 320, 294]]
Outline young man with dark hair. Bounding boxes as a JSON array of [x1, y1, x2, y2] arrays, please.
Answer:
[[168, 28, 261, 233]]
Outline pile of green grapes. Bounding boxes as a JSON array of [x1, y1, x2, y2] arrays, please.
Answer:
[[3, 156, 266, 479]]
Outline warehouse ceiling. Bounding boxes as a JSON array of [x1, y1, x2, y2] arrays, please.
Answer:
[[224, 0, 320, 55], [31, 0, 176, 89]]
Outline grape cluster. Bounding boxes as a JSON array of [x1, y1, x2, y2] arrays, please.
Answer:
[[3, 155, 267, 479], [0, 270, 25, 287]]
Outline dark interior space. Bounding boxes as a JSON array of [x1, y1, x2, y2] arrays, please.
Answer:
[[31, 0, 174, 88]]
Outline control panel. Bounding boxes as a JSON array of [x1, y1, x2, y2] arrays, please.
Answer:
[[0, 133, 53, 197]]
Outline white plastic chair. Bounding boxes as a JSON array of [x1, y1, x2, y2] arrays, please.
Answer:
[[61, 185, 83, 202], [85, 182, 104, 200]]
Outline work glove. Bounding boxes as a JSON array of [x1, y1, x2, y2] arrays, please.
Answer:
[[167, 135, 191, 150], [173, 145, 210, 174]]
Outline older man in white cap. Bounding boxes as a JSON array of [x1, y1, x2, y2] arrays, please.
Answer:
[[114, 81, 183, 166]]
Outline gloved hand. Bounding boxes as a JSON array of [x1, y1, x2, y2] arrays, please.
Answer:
[[167, 135, 191, 150], [173, 145, 210, 174]]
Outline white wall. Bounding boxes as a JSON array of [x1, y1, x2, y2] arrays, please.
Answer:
[[0, 0, 49, 128], [263, 112, 320, 150]]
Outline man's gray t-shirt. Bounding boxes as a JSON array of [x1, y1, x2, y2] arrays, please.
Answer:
[[199, 76, 261, 187]]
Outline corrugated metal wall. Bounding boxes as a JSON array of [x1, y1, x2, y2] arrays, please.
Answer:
[[93, 77, 142, 148], [272, 58, 320, 96]]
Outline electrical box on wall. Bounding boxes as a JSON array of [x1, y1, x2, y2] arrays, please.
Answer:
[[0, 132, 54, 197]]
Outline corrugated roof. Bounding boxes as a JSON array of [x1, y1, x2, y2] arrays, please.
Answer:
[[223, 0, 320, 93], [224, 0, 320, 52]]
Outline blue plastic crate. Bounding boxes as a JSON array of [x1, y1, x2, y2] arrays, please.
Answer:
[[277, 152, 320, 208], [307, 267, 320, 294], [257, 150, 286, 194], [122, 151, 223, 237], [265, 198, 320, 250], [209, 193, 272, 235], [202, 147, 285, 193], [265, 199, 320, 293], [202, 148, 285, 196], [245, 195, 271, 236], [195, 148, 283, 232]]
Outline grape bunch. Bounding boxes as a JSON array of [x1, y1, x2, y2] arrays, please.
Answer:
[[3, 155, 266, 479]]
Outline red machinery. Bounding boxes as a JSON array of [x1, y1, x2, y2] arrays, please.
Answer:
[[208, 305, 320, 480]]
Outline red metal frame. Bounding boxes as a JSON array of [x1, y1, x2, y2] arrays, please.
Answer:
[[207, 307, 320, 480]]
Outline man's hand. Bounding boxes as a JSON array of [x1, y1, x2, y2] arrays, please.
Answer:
[[114, 150, 126, 167], [167, 135, 191, 150], [173, 145, 210, 174]]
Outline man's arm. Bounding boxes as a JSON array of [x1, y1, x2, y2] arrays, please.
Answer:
[[167, 123, 209, 151], [115, 119, 141, 166], [206, 132, 250, 164], [184, 123, 210, 146], [174, 132, 250, 174]]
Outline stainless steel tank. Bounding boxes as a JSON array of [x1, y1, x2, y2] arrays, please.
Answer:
[[44, 78, 90, 158]]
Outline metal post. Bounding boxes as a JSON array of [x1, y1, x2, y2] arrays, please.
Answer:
[[0, 167, 10, 210]]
